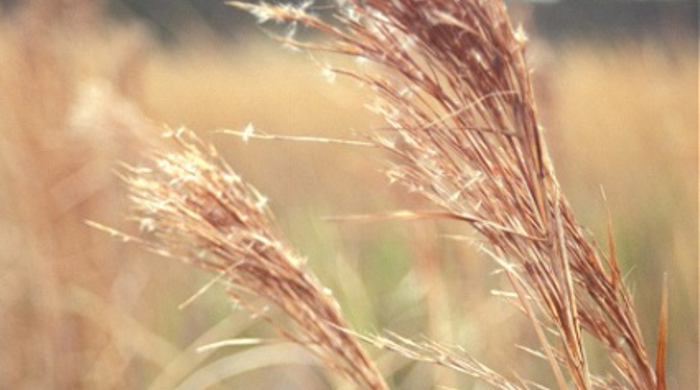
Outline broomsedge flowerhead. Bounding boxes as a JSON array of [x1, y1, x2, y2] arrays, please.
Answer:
[[124, 128, 387, 390], [233, 1, 668, 389]]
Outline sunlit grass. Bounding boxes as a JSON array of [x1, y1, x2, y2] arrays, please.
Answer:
[[0, 5, 695, 388]]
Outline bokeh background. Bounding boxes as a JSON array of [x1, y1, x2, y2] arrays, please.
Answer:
[[0, 0, 696, 389]]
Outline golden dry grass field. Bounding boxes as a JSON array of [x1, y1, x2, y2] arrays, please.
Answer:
[[0, 2, 696, 389]]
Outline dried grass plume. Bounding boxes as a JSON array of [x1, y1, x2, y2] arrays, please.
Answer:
[[113, 129, 387, 390], [232, 0, 668, 389]]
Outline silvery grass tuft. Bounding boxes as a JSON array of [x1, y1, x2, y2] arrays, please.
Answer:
[[230, 0, 668, 389], [121, 129, 388, 390]]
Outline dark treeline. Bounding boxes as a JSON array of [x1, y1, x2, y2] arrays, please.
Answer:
[[0, 0, 697, 43]]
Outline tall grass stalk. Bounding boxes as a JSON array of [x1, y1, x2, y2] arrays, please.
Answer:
[[120, 129, 387, 389], [229, 1, 668, 389]]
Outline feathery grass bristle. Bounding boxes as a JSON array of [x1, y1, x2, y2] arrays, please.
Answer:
[[231, 1, 668, 389], [125, 128, 388, 390]]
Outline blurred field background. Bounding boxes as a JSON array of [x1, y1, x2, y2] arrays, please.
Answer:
[[0, 0, 697, 389]]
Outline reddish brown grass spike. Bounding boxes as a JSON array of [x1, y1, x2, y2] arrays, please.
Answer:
[[126, 129, 387, 390], [655, 276, 668, 390], [232, 0, 665, 389]]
